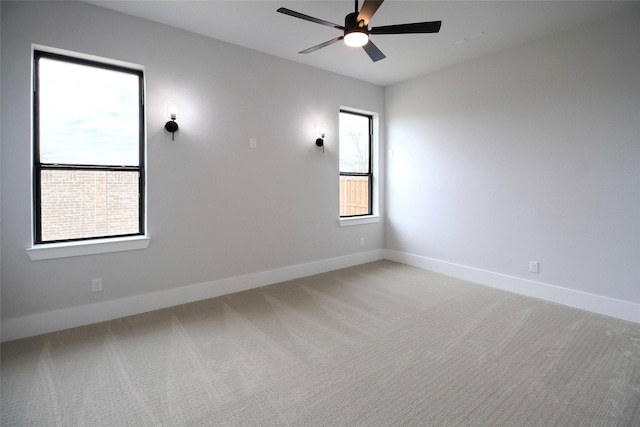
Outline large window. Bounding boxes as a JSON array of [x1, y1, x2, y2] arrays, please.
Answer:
[[339, 110, 373, 217], [33, 50, 145, 244]]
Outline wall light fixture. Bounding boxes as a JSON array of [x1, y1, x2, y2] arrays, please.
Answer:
[[165, 103, 179, 141], [316, 131, 325, 153]]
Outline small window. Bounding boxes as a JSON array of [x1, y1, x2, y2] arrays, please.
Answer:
[[339, 110, 373, 217], [33, 50, 145, 244]]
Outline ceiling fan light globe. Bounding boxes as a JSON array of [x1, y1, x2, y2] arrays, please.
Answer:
[[344, 31, 369, 47]]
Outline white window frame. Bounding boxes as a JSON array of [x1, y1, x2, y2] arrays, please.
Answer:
[[338, 107, 380, 227], [27, 45, 149, 261]]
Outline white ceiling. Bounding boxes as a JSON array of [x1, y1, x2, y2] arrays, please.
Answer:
[[87, 0, 639, 86]]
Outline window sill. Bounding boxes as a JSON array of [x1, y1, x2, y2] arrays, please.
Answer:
[[338, 215, 381, 227], [26, 235, 151, 261]]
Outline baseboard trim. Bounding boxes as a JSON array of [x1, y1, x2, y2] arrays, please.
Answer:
[[384, 250, 639, 324], [1, 250, 384, 342], [5, 249, 636, 342]]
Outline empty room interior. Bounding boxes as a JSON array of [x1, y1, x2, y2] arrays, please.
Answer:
[[1, 1, 639, 425]]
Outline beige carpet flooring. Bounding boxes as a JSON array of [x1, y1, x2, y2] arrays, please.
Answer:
[[2, 260, 639, 426]]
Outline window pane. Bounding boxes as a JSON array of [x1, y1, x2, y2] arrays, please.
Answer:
[[339, 175, 370, 216], [38, 58, 140, 166], [339, 112, 370, 173], [40, 170, 139, 241]]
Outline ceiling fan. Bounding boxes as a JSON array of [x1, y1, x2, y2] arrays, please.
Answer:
[[277, 0, 441, 62]]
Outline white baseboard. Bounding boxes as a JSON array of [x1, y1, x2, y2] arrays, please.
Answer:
[[1, 250, 384, 342], [384, 250, 640, 324], [5, 249, 635, 342]]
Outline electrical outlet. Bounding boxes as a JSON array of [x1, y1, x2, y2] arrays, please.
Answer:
[[360, 237, 365, 246], [92, 278, 103, 292], [529, 261, 539, 274]]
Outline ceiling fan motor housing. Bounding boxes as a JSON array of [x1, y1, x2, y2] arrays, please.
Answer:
[[345, 11, 367, 36]]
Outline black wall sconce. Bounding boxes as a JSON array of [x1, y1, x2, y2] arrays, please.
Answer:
[[165, 114, 179, 141], [316, 132, 325, 153], [165, 103, 179, 141]]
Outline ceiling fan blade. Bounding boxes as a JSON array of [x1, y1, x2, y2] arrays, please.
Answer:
[[277, 7, 345, 30], [362, 40, 386, 62], [357, 0, 384, 26], [299, 36, 344, 54], [370, 21, 442, 35]]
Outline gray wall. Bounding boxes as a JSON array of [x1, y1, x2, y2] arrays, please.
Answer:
[[1, 1, 385, 323], [385, 12, 640, 305]]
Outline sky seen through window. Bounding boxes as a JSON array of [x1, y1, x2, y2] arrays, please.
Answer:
[[38, 58, 140, 166]]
